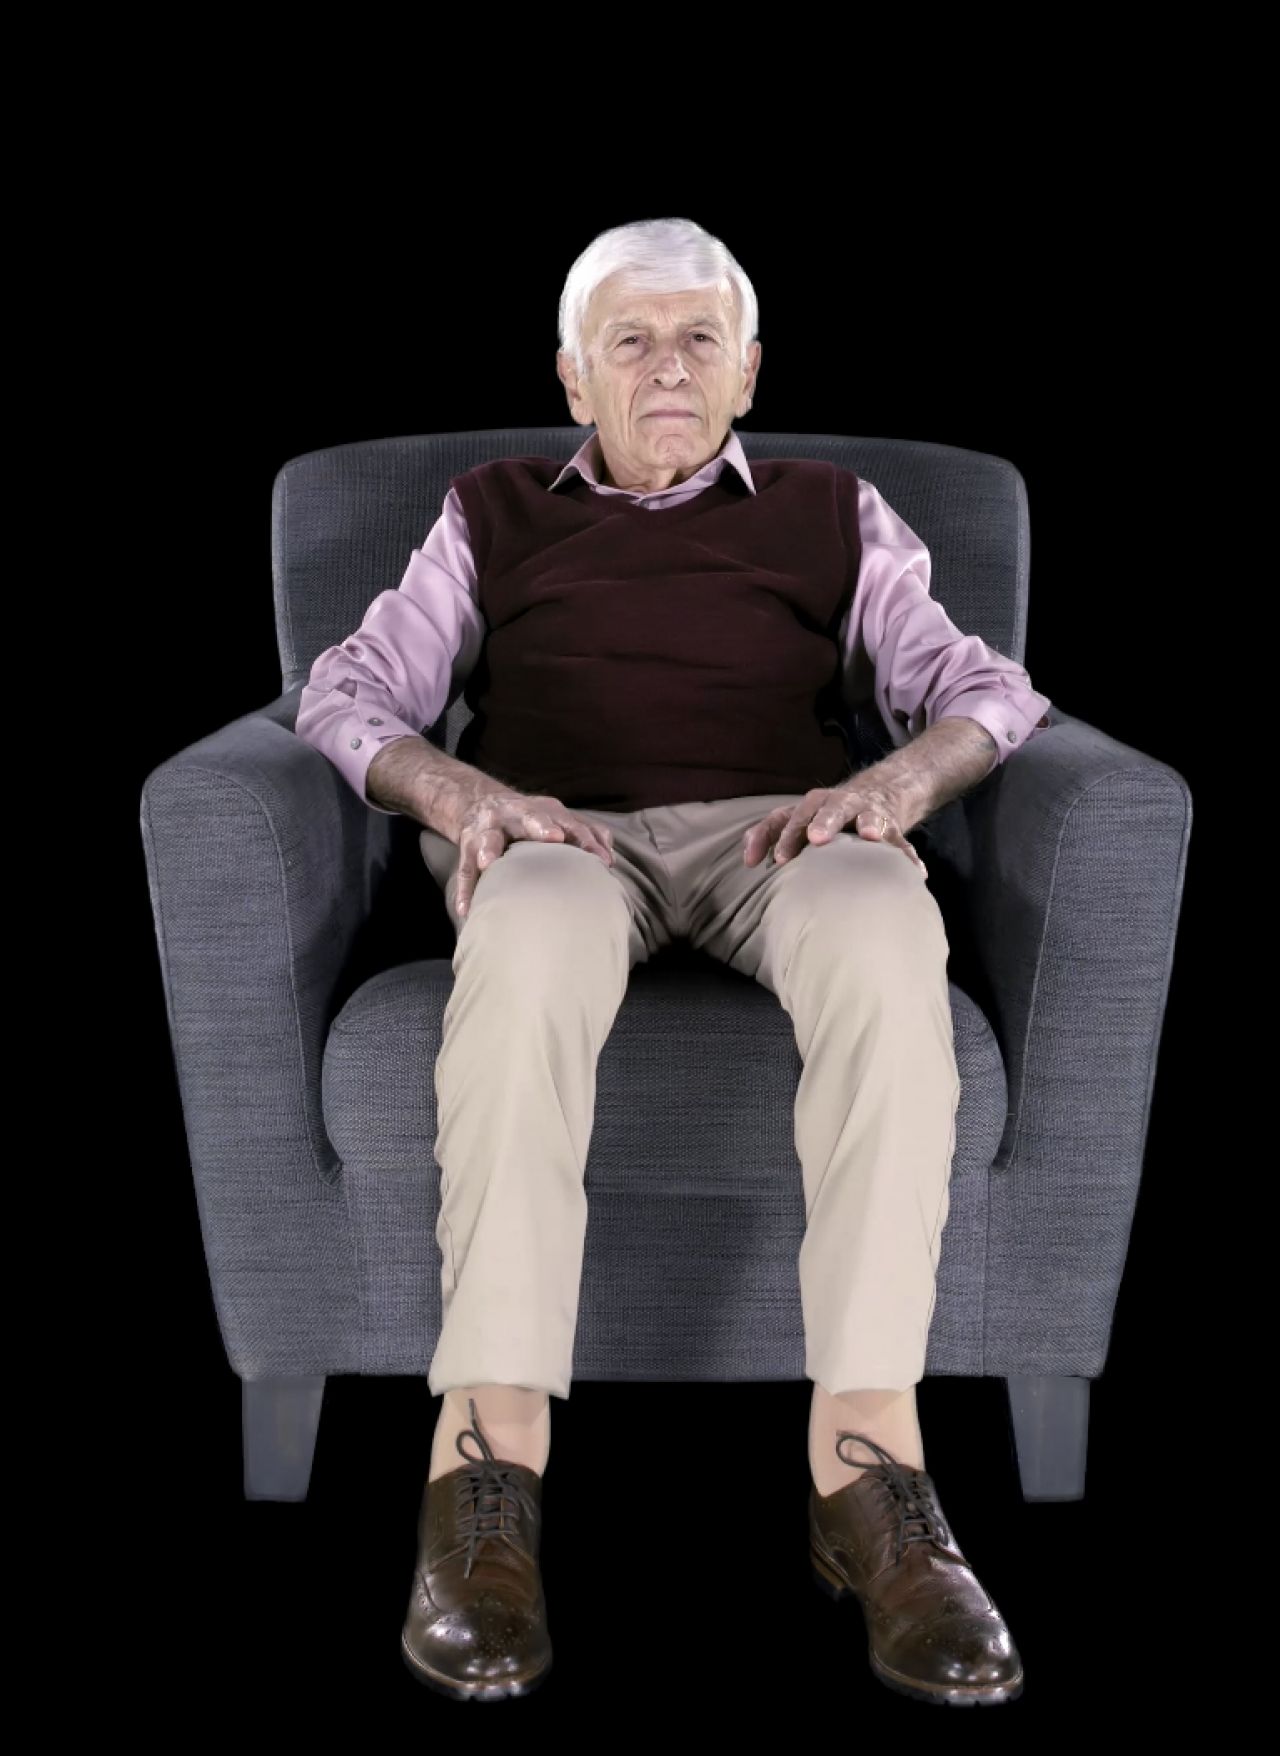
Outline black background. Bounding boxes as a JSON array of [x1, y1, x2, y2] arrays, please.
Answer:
[[119, 190, 1211, 1725]]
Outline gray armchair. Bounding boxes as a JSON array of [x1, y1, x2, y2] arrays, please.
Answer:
[[140, 428, 1192, 1507]]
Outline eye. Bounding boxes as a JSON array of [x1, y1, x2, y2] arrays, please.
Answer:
[[617, 332, 717, 347]]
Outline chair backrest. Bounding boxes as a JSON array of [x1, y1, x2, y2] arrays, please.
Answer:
[[272, 427, 1034, 760]]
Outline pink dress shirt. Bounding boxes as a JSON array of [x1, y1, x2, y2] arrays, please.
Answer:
[[296, 429, 1053, 817]]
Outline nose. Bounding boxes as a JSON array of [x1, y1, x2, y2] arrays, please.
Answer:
[[652, 348, 691, 385]]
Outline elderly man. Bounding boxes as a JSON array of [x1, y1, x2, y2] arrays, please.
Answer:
[[296, 217, 1051, 1707]]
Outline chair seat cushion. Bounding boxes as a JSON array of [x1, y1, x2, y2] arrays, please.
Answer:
[[321, 946, 1008, 1378], [322, 946, 1008, 1194]]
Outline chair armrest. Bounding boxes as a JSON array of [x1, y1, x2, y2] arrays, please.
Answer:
[[141, 683, 395, 1183], [919, 707, 1193, 1175], [140, 685, 393, 1368]]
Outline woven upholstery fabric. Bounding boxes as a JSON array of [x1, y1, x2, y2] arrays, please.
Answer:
[[140, 430, 1192, 1386], [325, 960, 1006, 1378]]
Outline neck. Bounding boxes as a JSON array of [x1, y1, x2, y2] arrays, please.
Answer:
[[601, 464, 686, 492], [596, 430, 729, 495]]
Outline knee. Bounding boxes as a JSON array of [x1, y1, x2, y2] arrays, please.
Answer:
[[465, 840, 631, 958], [802, 850, 950, 978]]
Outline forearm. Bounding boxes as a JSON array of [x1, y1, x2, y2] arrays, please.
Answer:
[[365, 734, 509, 842], [857, 716, 1000, 831]]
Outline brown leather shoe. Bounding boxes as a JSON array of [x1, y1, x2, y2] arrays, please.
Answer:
[[809, 1431, 1024, 1706], [401, 1397, 552, 1700]]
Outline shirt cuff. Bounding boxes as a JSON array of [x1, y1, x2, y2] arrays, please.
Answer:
[[341, 718, 426, 816], [937, 689, 1053, 765]]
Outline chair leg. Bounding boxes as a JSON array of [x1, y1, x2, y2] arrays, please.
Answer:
[[1004, 1374, 1090, 1502], [242, 1376, 327, 1502]]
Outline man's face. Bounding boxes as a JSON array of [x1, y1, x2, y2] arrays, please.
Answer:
[[557, 274, 761, 490]]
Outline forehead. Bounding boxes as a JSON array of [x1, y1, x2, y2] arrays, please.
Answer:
[[587, 275, 734, 333]]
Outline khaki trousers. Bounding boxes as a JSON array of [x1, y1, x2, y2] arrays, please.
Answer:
[[418, 792, 960, 1402]]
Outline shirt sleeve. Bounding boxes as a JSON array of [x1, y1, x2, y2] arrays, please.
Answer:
[[840, 479, 1052, 768], [293, 487, 485, 815]]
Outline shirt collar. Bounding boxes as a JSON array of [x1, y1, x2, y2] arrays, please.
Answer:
[[548, 426, 756, 497]]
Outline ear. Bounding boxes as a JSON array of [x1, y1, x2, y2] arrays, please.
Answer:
[[736, 339, 762, 418], [556, 350, 594, 428]]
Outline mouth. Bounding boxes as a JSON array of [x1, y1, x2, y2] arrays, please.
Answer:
[[642, 410, 698, 419]]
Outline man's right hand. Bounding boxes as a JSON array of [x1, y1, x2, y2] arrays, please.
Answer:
[[451, 791, 615, 916]]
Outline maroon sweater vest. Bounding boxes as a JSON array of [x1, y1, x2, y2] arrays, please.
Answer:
[[449, 452, 863, 813]]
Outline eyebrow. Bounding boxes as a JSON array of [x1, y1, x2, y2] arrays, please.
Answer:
[[603, 315, 726, 336]]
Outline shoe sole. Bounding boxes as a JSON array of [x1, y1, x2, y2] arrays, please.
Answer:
[[401, 1633, 552, 1702], [810, 1547, 1024, 1707]]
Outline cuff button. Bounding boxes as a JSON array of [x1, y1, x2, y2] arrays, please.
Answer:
[[1006, 730, 1016, 741], [350, 736, 362, 748]]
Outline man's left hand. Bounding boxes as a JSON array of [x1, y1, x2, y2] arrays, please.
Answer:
[[742, 784, 927, 877]]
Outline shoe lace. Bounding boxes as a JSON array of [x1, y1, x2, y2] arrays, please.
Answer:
[[451, 1397, 541, 1580], [835, 1430, 948, 1567]]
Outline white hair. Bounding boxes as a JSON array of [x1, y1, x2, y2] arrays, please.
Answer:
[[558, 216, 759, 378]]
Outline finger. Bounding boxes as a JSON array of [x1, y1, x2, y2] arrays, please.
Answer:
[[519, 812, 611, 866], [582, 823, 616, 865], [877, 824, 915, 862], [771, 811, 809, 862], [561, 820, 614, 865], [777, 804, 845, 863], [457, 830, 505, 914], [743, 809, 789, 863], [522, 810, 565, 841], [854, 813, 902, 849], [877, 827, 927, 875], [524, 812, 610, 864], [802, 806, 848, 845]]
